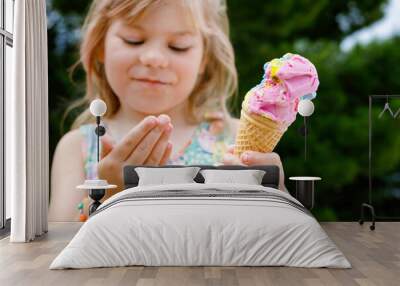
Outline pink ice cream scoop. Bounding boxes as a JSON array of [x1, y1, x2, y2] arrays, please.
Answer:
[[246, 53, 319, 127]]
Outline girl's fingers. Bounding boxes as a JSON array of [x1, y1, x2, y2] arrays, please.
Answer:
[[144, 124, 173, 165], [222, 153, 245, 166], [226, 144, 235, 154], [239, 151, 282, 166], [100, 135, 114, 159], [125, 115, 171, 164], [110, 115, 159, 161], [159, 142, 173, 165]]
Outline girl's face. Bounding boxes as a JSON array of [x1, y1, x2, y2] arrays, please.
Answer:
[[102, 1, 205, 115]]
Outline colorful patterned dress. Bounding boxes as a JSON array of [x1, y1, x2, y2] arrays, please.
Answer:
[[79, 117, 236, 180]]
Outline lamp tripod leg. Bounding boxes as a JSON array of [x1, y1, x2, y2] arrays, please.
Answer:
[[88, 189, 105, 216], [359, 203, 376, 231]]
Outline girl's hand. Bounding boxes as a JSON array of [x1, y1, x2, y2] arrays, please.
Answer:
[[222, 145, 282, 166], [222, 145, 286, 191], [97, 114, 173, 197]]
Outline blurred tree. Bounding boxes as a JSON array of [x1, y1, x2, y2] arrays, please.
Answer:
[[226, 0, 387, 114], [228, 0, 386, 42]]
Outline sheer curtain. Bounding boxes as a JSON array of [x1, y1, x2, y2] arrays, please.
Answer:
[[8, 0, 49, 242]]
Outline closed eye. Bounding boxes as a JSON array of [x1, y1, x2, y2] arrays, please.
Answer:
[[123, 39, 144, 46], [122, 37, 191, 52], [169, 46, 191, 52]]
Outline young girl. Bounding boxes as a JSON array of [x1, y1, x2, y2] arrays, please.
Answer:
[[49, 0, 286, 222]]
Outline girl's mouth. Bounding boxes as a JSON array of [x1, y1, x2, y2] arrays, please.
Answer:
[[134, 78, 169, 86]]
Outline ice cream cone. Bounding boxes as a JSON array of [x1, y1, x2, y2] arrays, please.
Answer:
[[234, 92, 287, 156], [233, 53, 319, 157]]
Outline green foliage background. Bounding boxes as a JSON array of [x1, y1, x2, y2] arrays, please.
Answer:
[[47, 0, 400, 220]]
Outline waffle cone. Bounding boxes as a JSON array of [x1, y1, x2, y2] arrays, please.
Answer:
[[234, 92, 287, 156]]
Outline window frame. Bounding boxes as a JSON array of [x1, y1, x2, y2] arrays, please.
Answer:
[[0, 0, 14, 235]]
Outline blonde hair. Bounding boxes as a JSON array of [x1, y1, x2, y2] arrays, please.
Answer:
[[65, 0, 238, 131]]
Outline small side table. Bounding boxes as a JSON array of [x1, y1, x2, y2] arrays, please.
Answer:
[[77, 179, 117, 215], [289, 177, 321, 210]]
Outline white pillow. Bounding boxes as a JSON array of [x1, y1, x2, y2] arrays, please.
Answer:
[[200, 169, 266, 185], [135, 167, 201, 186]]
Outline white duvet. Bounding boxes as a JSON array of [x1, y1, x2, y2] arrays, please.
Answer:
[[50, 183, 351, 269]]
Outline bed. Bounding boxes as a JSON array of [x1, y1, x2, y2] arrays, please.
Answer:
[[49, 165, 351, 269]]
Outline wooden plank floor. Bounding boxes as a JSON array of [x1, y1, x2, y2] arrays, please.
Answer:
[[0, 222, 399, 286]]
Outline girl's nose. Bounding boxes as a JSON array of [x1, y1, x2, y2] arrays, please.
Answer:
[[139, 47, 168, 69]]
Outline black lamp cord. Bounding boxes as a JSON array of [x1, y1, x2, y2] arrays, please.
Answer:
[[96, 116, 100, 163], [368, 96, 372, 205], [304, 116, 307, 161]]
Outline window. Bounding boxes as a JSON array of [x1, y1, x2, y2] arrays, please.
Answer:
[[1, 0, 14, 234]]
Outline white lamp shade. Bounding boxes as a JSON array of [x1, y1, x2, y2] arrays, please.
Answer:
[[90, 99, 107, 116], [77, 179, 117, 190], [298, 99, 315, 117]]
